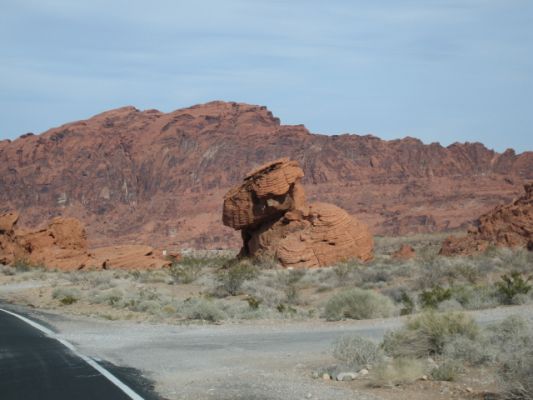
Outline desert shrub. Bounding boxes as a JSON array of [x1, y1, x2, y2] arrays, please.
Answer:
[[277, 269, 305, 304], [333, 263, 352, 285], [52, 287, 81, 305], [488, 317, 533, 399], [216, 260, 258, 296], [437, 299, 464, 312], [249, 255, 278, 269], [496, 272, 532, 305], [91, 288, 124, 306], [137, 270, 170, 284], [245, 295, 261, 310], [382, 311, 478, 358], [442, 335, 493, 366], [417, 257, 457, 289], [486, 315, 532, 358], [0, 265, 16, 275], [430, 360, 463, 381], [241, 281, 285, 308], [119, 287, 169, 314], [419, 285, 452, 309], [370, 358, 427, 387], [323, 288, 394, 321], [499, 350, 533, 400], [170, 262, 202, 284], [333, 335, 383, 369], [399, 291, 416, 315], [182, 299, 226, 322], [450, 284, 499, 310], [12, 258, 41, 272], [453, 261, 481, 284]]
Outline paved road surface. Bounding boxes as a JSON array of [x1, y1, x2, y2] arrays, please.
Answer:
[[0, 308, 158, 400], [1, 303, 532, 400]]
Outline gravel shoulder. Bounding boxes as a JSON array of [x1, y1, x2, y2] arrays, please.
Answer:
[[3, 302, 532, 400]]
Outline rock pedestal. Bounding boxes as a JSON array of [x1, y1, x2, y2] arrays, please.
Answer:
[[223, 158, 373, 268]]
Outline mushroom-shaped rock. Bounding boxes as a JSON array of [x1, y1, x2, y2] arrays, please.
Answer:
[[223, 159, 374, 267], [223, 158, 306, 230]]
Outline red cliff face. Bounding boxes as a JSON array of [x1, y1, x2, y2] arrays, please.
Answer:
[[1, 101, 531, 249]]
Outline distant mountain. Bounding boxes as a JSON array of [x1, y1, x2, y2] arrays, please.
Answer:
[[1, 101, 531, 249]]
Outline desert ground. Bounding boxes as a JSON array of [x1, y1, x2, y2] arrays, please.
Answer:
[[2, 233, 532, 400]]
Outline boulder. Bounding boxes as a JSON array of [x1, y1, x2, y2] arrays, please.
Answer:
[[392, 244, 416, 260], [440, 183, 533, 256], [15, 217, 93, 270], [0, 212, 171, 270], [223, 158, 373, 267]]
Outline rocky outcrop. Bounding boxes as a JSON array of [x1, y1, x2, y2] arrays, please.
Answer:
[[0, 212, 22, 264], [223, 159, 373, 267], [440, 183, 533, 256], [392, 244, 416, 260], [1, 101, 531, 249], [92, 245, 170, 270], [0, 212, 170, 270]]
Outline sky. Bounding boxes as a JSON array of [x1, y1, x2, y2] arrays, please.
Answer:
[[0, 0, 532, 152]]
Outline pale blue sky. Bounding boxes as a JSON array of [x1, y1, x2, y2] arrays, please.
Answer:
[[1, 0, 532, 152]]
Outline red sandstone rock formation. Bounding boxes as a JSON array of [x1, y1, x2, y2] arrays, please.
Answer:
[[223, 159, 373, 267], [0, 212, 22, 264], [440, 183, 533, 256], [0, 212, 170, 270], [1, 101, 531, 249], [392, 244, 416, 260]]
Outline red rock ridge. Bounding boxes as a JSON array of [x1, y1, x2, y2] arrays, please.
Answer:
[[0, 101, 531, 249]]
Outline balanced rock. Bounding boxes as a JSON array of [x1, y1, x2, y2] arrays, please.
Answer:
[[440, 183, 533, 256], [223, 158, 373, 267]]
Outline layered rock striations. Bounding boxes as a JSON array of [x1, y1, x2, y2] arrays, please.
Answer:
[[223, 159, 373, 268], [440, 183, 533, 255], [0, 101, 532, 249]]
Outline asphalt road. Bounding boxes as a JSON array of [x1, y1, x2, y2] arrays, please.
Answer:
[[0, 308, 157, 400]]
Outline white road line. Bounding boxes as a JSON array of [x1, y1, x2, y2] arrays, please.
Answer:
[[0, 308, 145, 400]]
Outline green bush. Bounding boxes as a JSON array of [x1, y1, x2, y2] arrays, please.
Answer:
[[382, 311, 479, 358], [399, 291, 415, 315], [496, 272, 532, 305], [324, 288, 394, 321], [217, 260, 258, 296], [333, 335, 383, 369], [245, 295, 261, 310], [170, 261, 202, 284], [419, 285, 452, 309]]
